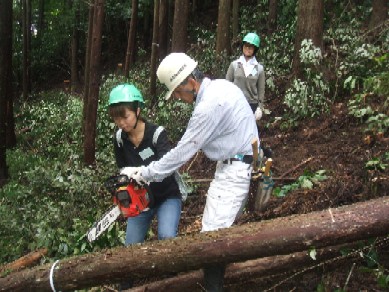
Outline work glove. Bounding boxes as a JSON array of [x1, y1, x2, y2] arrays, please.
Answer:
[[131, 170, 149, 187], [120, 166, 140, 179], [255, 107, 263, 121]]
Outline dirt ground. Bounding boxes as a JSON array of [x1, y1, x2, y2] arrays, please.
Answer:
[[170, 96, 389, 291]]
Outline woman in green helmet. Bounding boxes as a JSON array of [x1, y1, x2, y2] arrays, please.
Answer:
[[226, 32, 265, 122], [108, 83, 182, 249]]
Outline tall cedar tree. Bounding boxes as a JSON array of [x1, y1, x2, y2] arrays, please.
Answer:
[[232, 0, 239, 40], [369, 0, 388, 31], [150, 0, 160, 101], [171, 0, 189, 52], [71, 0, 81, 93], [292, 0, 324, 76], [216, 0, 231, 55], [22, 0, 32, 99], [83, 0, 105, 165], [124, 0, 138, 76], [0, 0, 13, 182], [268, 0, 278, 33], [158, 0, 169, 60]]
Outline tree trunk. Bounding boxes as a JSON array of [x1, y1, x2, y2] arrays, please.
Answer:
[[0, 0, 13, 182], [232, 0, 239, 40], [1, 196, 389, 291], [216, 0, 231, 55], [128, 242, 366, 291], [83, 1, 94, 97], [142, 2, 152, 50], [369, 0, 388, 31], [71, 1, 80, 93], [83, 0, 104, 166], [267, 0, 277, 33], [158, 0, 169, 60], [82, 1, 94, 137], [124, 0, 138, 76], [292, 0, 324, 76], [150, 0, 159, 102], [22, 0, 32, 100], [171, 0, 189, 52]]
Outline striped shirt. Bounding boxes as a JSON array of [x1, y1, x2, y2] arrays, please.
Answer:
[[141, 77, 259, 182]]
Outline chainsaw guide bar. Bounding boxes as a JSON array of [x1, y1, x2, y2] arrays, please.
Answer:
[[87, 205, 121, 242]]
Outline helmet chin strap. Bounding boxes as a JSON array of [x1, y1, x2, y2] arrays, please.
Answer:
[[133, 106, 140, 129], [176, 88, 197, 101]]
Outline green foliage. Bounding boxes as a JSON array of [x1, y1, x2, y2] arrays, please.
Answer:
[[0, 89, 123, 264], [348, 94, 389, 136], [358, 240, 389, 289], [273, 170, 328, 198], [284, 39, 330, 122], [365, 154, 388, 172]]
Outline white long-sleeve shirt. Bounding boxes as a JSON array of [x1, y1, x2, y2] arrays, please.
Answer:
[[141, 77, 259, 182]]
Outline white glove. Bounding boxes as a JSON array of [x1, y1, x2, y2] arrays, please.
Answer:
[[120, 167, 140, 179], [255, 107, 263, 121], [131, 170, 149, 186]]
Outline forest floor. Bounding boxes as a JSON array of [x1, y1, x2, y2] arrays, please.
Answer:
[[142, 95, 389, 291]]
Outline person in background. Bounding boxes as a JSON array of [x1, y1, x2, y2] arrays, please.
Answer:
[[108, 84, 182, 290], [226, 32, 272, 159], [226, 32, 265, 123], [123, 53, 259, 292]]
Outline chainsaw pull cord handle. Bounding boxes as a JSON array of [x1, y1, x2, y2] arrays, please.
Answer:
[[49, 259, 60, 292]]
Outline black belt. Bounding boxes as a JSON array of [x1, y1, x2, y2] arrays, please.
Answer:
[[222, 155, 253, 165]]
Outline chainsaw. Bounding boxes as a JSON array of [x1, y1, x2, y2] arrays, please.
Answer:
[[86, 175, 154, 242]]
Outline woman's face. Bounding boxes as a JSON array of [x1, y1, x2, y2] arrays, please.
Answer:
[[243, 42, 255, 57], [113, 108, 139, 132]]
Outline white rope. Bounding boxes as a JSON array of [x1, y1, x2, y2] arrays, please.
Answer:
[[49, 260, 60, 292]]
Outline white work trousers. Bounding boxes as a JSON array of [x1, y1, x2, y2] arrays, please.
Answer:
[[201, 160, 252, 232]]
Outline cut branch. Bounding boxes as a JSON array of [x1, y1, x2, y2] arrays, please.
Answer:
[[0, 248, 48, 274], [279, 157, 314, 178], [1, 197, 389, 291]]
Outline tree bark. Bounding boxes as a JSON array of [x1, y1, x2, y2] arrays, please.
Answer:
[[150, 0, 159, 101], [128, 242, 366, 291], [0, 249, 48, 274], [292, 0, 324, 76], [1, 196, 389, 291], [171, 0, 189, 52], [0, 0, 13, 182], [232, 0, 239, 40], [216, 0, 231, 55], [158, 0, 169, 60], [71, 1, 80, 93], [83, 0, 104, 166], [267, 0, 277, 33], [22, 0, 32, 100], [124, 0, 138, 76], [369, 0, 388, 31]]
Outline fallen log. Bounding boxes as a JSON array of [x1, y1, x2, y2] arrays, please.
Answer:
[[0, 248, 48, 274], [1, 196, 389, 292], [127, 243, 361, 292]]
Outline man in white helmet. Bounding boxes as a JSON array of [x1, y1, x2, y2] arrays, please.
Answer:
[[122, 52, 259, 291]]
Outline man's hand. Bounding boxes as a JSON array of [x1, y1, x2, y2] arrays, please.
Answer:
[[255, 107, 263, 121], [120, 167, 140, 178], [131, 170, 149, 187]]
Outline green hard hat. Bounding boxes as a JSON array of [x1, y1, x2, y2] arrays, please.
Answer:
[[243, 33, 260, 48], [109, 84, 144, 105]]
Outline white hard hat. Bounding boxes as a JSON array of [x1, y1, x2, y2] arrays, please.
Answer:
[[157, 53, 198, 100]]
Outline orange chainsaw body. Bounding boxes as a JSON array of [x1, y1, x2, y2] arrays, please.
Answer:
[[113, 183, 151, 217]]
